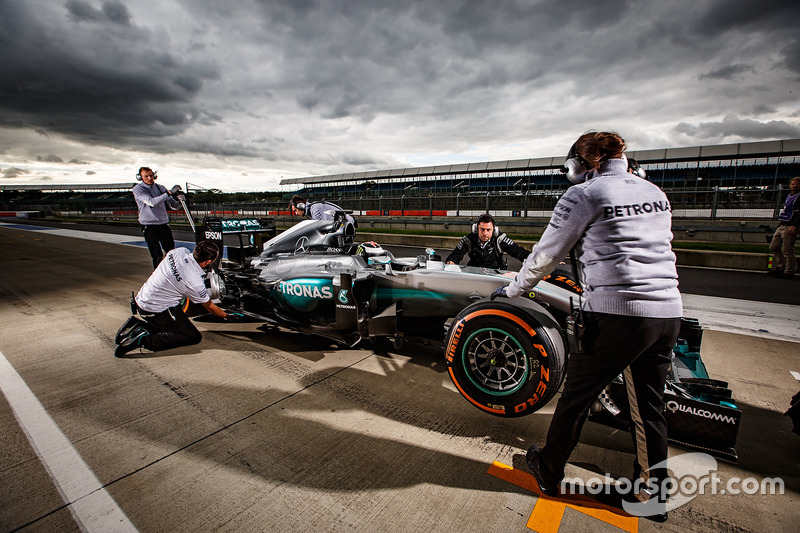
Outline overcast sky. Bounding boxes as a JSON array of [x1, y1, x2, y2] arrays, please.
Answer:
[[1, 0, 799, 192]]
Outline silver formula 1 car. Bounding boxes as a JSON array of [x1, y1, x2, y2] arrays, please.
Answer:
[[197, 211, 741, 461]]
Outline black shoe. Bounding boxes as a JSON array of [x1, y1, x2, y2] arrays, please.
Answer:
[[777, 272, 796, 279], [114, 326, 149, 357], [525, 445, 560, 496], [646, 510, 669, 523], [115, 315, 145, 344], [589, 480, 668, 523]]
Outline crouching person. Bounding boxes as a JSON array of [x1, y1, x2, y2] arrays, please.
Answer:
[[115, 241, 233, 357]]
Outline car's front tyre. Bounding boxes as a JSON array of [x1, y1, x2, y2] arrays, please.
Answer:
[[444, 300, 566, 417]]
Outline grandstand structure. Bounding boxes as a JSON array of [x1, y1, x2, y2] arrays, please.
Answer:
[[282, 138, 800, 197], [2, 139, 799, 220], [277, 138, 800, 219], [0, 183, 137, 217]]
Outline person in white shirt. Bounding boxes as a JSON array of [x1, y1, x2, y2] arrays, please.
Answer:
[[115, 241, 237, 357]]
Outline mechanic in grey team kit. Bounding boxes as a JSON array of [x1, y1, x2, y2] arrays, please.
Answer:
[[114, 241, 241, 357], [445, 213, 530, 269], [132, 166, 185, 269], [495, 131, 682, 522], [289, 195, 356, 225]]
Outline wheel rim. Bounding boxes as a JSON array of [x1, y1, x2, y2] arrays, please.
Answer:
[[462, 327, 528, 396]]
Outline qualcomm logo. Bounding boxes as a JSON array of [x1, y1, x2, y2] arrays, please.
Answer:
[[666, 400, 737, 425], [338, 289, 349, 304]]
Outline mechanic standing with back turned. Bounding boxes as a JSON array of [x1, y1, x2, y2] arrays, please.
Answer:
[[132, 166, 184, 269], [495, 131, 682, 522]]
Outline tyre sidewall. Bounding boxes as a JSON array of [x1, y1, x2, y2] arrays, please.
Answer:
[[445, 302, 564, 417]]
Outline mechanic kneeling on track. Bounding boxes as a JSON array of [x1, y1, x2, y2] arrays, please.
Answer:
[[114, 241, 242, 357], [445, 213, 529, 269]]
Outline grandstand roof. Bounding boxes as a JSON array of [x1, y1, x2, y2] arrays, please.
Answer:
[[281, 138, 800, 187], [0, 183, 136, 192]]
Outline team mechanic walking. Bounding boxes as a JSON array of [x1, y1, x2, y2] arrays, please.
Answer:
[[494, 131, 682, 522]]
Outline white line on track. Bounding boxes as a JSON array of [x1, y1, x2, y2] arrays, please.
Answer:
[[0, 350, 137, 532]]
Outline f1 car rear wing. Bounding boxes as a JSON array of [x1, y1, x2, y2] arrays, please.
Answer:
[[197, 217, 277, 268]]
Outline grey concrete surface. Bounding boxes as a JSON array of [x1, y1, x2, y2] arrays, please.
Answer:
[[0, 226, 798, 532]]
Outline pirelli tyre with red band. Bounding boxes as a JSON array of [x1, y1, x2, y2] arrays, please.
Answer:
[[444, 299, 567, 418]]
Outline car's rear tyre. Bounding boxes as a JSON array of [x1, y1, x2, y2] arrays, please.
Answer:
[[445, 300, 566, 417]]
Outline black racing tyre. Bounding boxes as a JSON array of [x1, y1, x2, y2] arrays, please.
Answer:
[[542, 267, 583, 295], [444, 300, 566, 418]]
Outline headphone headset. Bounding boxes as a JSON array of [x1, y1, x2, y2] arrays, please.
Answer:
[[472, 215, 500, 237], [561, 142, 591, 184], [628, 158, 646, 178], [136, 168, 157, 181], [561, 143, 630, 184], [290, 200, 306, 211]]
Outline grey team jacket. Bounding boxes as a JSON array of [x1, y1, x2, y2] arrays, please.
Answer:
[[506, 158, 682, 318], [132, 182, 180, 226]]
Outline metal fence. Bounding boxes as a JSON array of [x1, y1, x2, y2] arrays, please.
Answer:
[[2, 185, 790, 222]]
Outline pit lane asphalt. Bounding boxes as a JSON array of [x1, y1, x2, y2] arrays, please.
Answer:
[[0, 222, 798, 532]]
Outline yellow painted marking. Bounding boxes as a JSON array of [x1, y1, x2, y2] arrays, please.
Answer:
[[487, 461, 638, 533]]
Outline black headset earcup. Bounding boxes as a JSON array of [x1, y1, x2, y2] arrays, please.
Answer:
[[494, 226, 500, 237], [135, 173, 142, 181], [471, 223, 477, 234]]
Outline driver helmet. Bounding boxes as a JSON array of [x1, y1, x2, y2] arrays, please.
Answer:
[[357, 241, 385, 258]]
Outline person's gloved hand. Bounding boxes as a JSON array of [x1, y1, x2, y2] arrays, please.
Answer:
[[225, 312, 246, 322], [169, 184, 183, 198], [490, 286, 508, 300]]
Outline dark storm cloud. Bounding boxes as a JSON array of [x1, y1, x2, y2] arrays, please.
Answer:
[[699, 65, 755, 81], [0, 0, 798, 186], [244, 0, 584, 122], [37, 154, 64, 163], [692, 0, 800, 76], [673, 115, 800, 140], [2, 167, 32, 179], [783, 40, 800, 76], [0, 0, 219, 149], [66, 0, 131, 25], [692, 0, 800, 34]]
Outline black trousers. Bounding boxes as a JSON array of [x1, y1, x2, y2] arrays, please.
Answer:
[[138, 304, 202, 352], [142, 224, 175, 269], [540, 312, 680, 489]]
